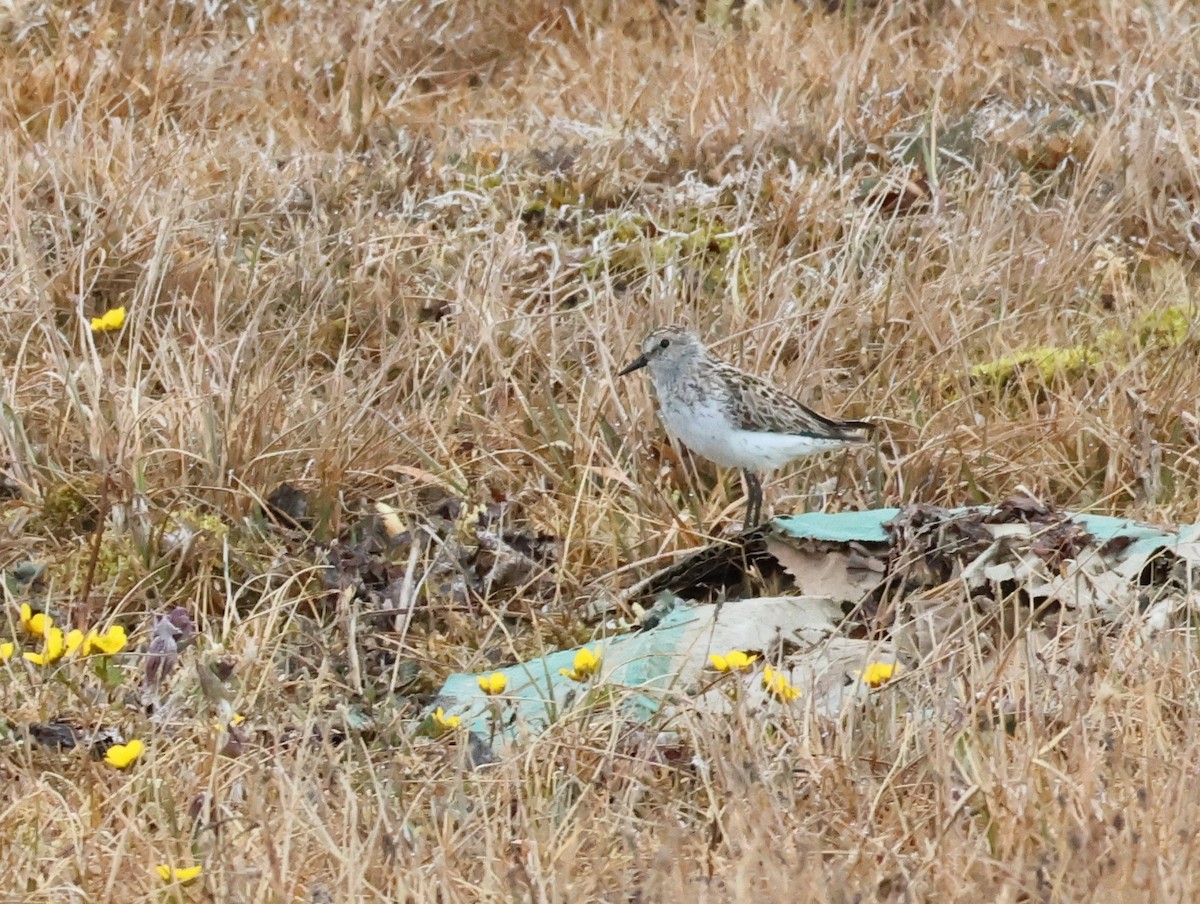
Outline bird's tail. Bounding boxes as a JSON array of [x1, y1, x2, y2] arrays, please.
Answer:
[[835, 418, 876, 443]]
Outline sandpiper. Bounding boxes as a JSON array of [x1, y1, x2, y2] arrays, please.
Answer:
[[618, 325, 874, 526]]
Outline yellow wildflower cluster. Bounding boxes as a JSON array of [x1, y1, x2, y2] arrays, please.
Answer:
[[761, 665, 801, 703], [156, 864, 202, 885], [858, 661, 901, 688], [90, 306, 127, 332], [559, 647, 602, 682], [8, 605, 127, 666], [477, 672, 508, 695], [706, 651, 801, 704], [19, 604, 53, 638], [431, 707, 461, 734], [104, 739, 144, 769], [7, 604, 142, 771], [708, 650, 757, 672]]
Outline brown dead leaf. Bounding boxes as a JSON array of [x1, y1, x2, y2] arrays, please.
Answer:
[[1030, 520, 1093, 569], [764, 536, 881, 603], [987, 491, 1053, 522]]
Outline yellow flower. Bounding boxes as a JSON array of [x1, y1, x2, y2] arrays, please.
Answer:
[[0, 641, 13, 663], [19, 603, 53, 638], [477, 672, 508, 695], [65, 629, 84, 655], [23, 628, 59, 664], [23, 627, 83, 666], [708, 650, 758, 672], [90, 306, 127, 333], [156, 864, 202, 885], [559, 647, 602, 682], [104, 739, 144, 769], [82, 624, 127, 656], [762, 665, 801, 703], [431, 707, 461, 733], [212, 712, 246, 733], [858, 662, 901, 688]]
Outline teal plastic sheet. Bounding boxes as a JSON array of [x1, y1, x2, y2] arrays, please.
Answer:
[[433, 507, 1194, 738]]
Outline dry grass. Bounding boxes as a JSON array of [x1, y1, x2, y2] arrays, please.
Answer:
[[2, 0, 1200, 900]]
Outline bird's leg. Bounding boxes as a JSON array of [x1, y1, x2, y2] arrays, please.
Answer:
[[742, 469, 763, 527]]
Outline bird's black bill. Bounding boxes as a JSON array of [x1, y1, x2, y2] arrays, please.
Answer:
[[618, 354, 649, 376]]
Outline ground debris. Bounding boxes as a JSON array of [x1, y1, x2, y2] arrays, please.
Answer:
[[17, 720, 123, 758], [240, 477, 565, 629], [433, 502, 1200, 741], [266, 482, 314, 532]]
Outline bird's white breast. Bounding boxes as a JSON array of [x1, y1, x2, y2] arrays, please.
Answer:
[[656, 396, 847, 471]]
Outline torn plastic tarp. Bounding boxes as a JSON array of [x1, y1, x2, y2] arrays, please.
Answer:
[[433, 503, 1200, 739]]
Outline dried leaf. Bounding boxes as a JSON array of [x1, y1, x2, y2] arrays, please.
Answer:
[[764, 536, 880, 603]]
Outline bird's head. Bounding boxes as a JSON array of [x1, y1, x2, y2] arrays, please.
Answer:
[[618, 325, 705, 379]]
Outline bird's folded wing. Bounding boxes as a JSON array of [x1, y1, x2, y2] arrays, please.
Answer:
[[724, 366, 872, 440]]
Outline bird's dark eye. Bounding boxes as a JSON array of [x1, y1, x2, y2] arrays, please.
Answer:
[[659, 338, 670, 349]]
